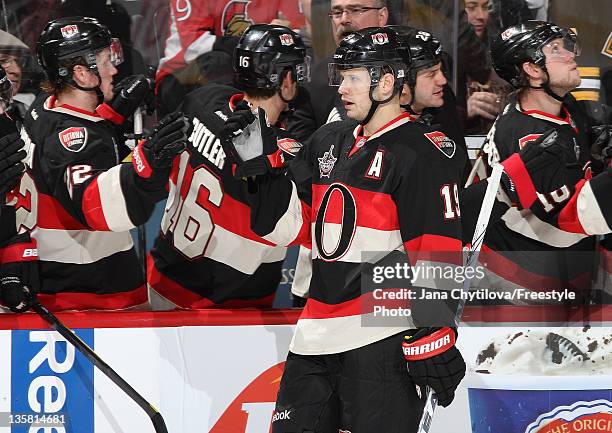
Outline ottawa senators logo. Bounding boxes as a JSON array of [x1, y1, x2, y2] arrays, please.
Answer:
[[500, 27, 519, 41], [279, 33, 294, 46], [221, 0, 254, 36], [371, 32, 389, 45], [60, 25, 79, 38]]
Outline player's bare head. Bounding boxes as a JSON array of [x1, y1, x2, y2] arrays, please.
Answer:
[[234, 24, 309, 105], [329, 27, 405, 124], [329, 0, 388, 46], [491, 20, 581, 100]]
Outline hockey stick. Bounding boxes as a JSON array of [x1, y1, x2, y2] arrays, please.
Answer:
[[31, 302, 169, 433], [416, 163, 504, 433], [133, 107, 148, 281]]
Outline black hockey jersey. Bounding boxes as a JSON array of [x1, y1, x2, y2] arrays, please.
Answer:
[[1, 116, 37, 307], [249, 113, 466, 354], [291, 86, 472, 301], [148, 84, 293, 308], [17, 94, 163, 311], [474, 95, 606, 302]]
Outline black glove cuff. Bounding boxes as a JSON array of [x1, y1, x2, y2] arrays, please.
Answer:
[[234, 155, 272, 178]]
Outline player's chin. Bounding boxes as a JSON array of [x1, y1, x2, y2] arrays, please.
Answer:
[[569, 73, 581, 88], [346, 109, 365, 122], [430, 94, 444, 107]]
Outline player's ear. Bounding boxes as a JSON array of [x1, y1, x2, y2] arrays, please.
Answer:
[[281, 69, 296, 89], [378, 6, 388, 26], [380, 72, 396, 97], [72, 64, 92, 87], [522, 62, 544, 85], [399, 83, 412, 105]]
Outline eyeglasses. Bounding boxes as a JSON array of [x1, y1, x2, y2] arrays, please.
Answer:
[[0, 56, 20, 68], [328, 6, 384, 20]]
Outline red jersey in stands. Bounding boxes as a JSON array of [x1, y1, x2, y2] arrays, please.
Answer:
[[157, 0, 304, 85]]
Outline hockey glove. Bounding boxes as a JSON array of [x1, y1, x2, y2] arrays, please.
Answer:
[[97, 75, 154, 125], [0, 245, 39, 313], [402, 327, 466, 407], [132, 111, 188, 187], [0, 132, 26, 196], [221, 102, 301, 178], [500, 129, 577, 210], [590, 125, 612, 173]]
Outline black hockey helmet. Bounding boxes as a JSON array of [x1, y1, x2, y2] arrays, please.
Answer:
[[329, 26, 406, 89], [37, 16, 122, 93], [0, 65, 12, 111], [390, 26, 442, 86], [328, 27, 406, 125], [491, 20, 579, 89], [234, 24, 309, 90], [389, 26, 442, 108]]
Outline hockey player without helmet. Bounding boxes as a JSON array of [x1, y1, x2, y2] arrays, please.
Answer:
[[491, 20, 580, 88], [329, 27, 406, 92], [37, 16, 123, 83], [233, 24, 310, 90]]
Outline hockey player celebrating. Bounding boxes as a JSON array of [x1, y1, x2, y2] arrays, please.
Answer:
[[3, 17, 188, 312], [290, 25, 473, 308], [222, 24, 576, 431], [471, 20, 612, 303], [147, 24, 309, 309], [221, 26, 469, 432]]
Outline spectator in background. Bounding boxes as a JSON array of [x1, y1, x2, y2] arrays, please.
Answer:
[[0, 30, 37, 125], [525, 0, 548, 20], [458, 0, 513, 134], [296, 0, 314, 59]]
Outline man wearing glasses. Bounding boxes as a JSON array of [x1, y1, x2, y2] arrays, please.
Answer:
[[305, 0, 388, 127], [0, 30, 34, 124], [328, 0, 388, 46]]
